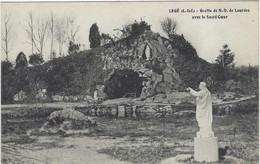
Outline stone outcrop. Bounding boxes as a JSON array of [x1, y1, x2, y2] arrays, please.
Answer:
[[38, 108, 98, 135], [101, 31, 187, 102]]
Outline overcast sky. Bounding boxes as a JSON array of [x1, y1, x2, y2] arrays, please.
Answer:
[[1, 1, 259, 66]]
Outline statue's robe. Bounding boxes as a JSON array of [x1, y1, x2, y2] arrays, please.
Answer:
[[190, 88, 214, 138]]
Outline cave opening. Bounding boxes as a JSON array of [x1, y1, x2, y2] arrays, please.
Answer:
[[104, 69, 143, 99]]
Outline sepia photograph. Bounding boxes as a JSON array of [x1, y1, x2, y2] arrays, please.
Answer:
[[1, 1, 259, 163]]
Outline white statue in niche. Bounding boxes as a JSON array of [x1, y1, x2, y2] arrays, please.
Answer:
[[187, 82, 214, 138], [145, 45, 151, 60]]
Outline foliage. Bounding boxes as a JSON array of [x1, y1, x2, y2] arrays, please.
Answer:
[[1, 61, 14, 103], [50, 50, 57, 60], [89, 23, 101, 48], [15, 52, 28, 69], [1, 67, 30, 104], [43, 50, 106, 96], [130, 19, 151, 36], [169, 34, 198, 59], [68, 41, 81, 55], [213, 44, 235, 82], [101, 33, 114, 45], [216, 44, 235, 69], [172, 55, 212, 89], [1, 61, 13, 76], [2, 47, 108, 104], [113, 19, 151, 40], [161, 17, 177, 36], [29, 53, 44, 66], [26, 66, 46, 102]]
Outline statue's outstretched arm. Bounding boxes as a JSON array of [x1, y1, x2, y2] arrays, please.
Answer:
[[189, 88, 202, 97]]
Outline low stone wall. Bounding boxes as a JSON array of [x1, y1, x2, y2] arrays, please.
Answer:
[[75, 97, 258, 118]]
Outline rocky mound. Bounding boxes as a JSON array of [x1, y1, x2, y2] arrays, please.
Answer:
[[101, 31, 212, 101], [28, 108, 98, 135]]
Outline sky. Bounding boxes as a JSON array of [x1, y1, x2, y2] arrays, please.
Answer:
[[1, 1, 259, 66]]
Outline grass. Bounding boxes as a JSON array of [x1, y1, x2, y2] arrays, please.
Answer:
[[1, 100, 259, 163], [98, 144, 180, 164]]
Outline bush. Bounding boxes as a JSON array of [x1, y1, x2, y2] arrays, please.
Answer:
[[89, 23, 101, 48], [68, 41, 80, 55], [130, 20, 151, 36], [169, 34, 198, 59], [29, 53, 44, 66], [15, 52, 28, 69]]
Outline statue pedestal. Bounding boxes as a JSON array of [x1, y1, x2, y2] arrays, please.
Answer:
[[194, 136, 219, 162]]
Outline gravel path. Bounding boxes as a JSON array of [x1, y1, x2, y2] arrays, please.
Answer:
[[2, 136, 133, 164]]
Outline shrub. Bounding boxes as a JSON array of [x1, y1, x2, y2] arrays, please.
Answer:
[[169, 34, 198, 59], [29, 53, 44, 66], [89, 23, 101, 48], [15, 52, 28, 69]]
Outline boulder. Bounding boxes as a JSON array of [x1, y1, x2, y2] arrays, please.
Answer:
[[13, 90, 27, 102], [63, 96, 69, 102], [151, 73, 163, 83], [68, 96, 78, 102], [155, 82, 173, 94], [163, 73, 174, 83], [163, 40, 170, 47], [224, 80, 237, 91], [166, 92, 194, 104], [167, 44, 172, 50], [39, 108, 98, 135], [96, 85, 107, 99], [157, 37, 164, 46], [84, 95, 94, 102], [162, 67, 173, 74], [153, 94, 167, 103], [52, 95, 64, 102]]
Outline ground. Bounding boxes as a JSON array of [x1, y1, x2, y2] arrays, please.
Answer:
[[1, 102, 259, 164]]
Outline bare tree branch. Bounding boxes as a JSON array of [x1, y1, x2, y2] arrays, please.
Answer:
[[161, 17, 177, 37], [1, 10, 16, 61]]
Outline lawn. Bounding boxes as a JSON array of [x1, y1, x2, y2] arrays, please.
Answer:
[[1, 102, 259, 164]]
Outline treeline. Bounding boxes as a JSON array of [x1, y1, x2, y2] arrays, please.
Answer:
[[1, 49, 108, 104]]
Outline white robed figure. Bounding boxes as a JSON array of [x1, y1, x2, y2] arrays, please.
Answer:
[[187, 82, 214, 138]]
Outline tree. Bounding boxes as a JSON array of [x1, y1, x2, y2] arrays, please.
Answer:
[[216, 44, 235, 69], [1, 60, 13, 76], [25, 11, 35, 55], [15, 52, 28, 69], [1, 11, 16, 61], [66, 15, 80, 45], [161, 17, 177, 37], [49, 11, 54, 60], [68, 41, 80, 55], [89, 23, 101, 48], [213, 44, 235, 81], [34, 18, 49, 57], [29, 53, 44, 66], [55, 18, 67, 57], [25, 11, 49, 57]]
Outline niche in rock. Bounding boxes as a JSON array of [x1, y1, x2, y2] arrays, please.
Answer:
[[142, 44, 152, 60], [104, 69, 143, 99]]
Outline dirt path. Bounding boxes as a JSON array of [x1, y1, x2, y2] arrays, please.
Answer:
[[2, 136, 133, 164]]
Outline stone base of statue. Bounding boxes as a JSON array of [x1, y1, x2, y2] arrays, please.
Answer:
[[194, 131, 219, 162]]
